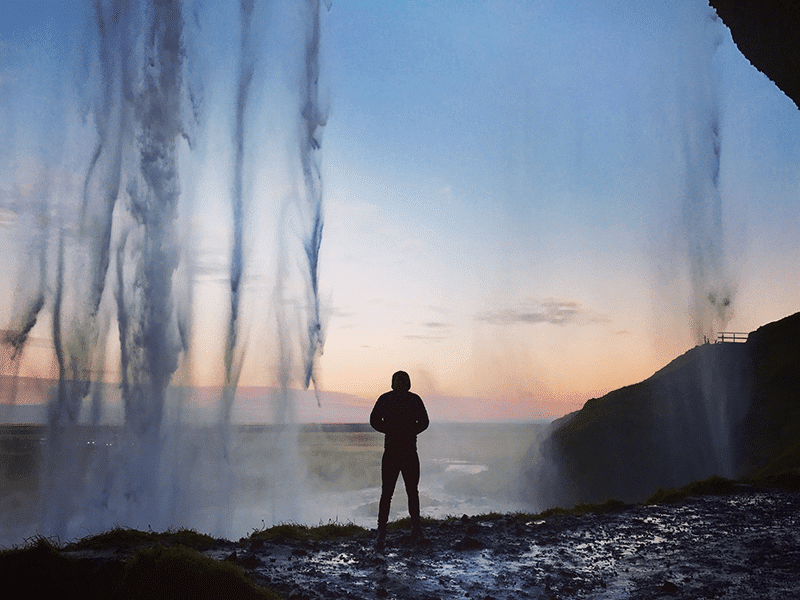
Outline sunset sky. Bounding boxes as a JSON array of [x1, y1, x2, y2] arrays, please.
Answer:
[[1, 1, 799, 422]]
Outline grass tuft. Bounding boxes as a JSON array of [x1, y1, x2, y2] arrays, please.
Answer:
[[748, 469, 800, 491], [64, 526, 218, 552], [386, 515, 441, 532], [1, 533, 279, 600], [120, 545, 280, 600], [645, 475, 737, 505], [0, 536, 109, 598], [538, 498, 629, 518], [248, 520, 370, 542]]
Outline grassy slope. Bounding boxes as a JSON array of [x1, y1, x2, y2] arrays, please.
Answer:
[[533, 312, 800, 506], [0, 531, 280, 600]]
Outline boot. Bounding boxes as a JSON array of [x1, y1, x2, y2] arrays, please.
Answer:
[[410, 525, 424, 545], [375, 526, 386, 551]]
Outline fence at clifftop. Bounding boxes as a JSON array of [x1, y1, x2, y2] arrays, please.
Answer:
[[716, 332, 748, 343]]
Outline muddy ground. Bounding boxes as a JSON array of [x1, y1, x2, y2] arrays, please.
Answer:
[[197, 489, 800, 600]]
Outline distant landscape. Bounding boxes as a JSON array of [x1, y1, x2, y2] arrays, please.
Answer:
[[524, 311, 800, 507]]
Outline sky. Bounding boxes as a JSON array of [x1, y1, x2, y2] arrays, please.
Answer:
[[1, 0, 798, 422]]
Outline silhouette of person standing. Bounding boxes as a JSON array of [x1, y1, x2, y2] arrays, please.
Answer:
[[370, 370, 429, 550]]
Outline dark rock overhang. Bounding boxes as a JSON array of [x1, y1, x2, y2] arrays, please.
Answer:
[[709, 0, 800, 109]]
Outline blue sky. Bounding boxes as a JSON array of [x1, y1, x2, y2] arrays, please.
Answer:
[[1, 0, 798, 420]]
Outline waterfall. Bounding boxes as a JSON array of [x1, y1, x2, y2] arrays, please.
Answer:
[[1, 0, 329, 541]]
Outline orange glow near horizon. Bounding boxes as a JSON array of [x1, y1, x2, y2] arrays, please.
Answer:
[[5, 298, 798, 420]]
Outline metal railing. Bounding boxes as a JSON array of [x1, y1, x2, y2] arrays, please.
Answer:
[[716, 332, 748, 343]]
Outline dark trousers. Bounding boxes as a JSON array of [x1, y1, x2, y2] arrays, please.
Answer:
[[377, 448, 420, 531]]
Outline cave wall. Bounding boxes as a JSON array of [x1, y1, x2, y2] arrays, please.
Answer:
[[709, 0, 800, 109]]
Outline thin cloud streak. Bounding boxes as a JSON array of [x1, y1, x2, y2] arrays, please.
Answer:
[[477, 298, 611, 327], [404, 321, 453, 341]]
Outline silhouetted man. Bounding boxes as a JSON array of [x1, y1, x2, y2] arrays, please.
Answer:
[[370, 370, 429, 550]]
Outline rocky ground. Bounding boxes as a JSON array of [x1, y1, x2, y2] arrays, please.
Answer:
[[210, 488, 800, 600], [7, 487, 800, 600]]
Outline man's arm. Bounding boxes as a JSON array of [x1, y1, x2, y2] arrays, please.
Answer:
[[370, 395, 388, 433], [414, 396, 429, 435]]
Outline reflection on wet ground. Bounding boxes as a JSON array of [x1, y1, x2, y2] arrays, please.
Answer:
[[220, 490, 800, 600]]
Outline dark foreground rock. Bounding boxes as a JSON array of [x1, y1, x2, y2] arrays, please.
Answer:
[[5, 488, 800, 599]]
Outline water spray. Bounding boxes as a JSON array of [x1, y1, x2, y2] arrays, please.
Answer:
[[681, 7, 735, 344], [299, 0, 328, 400], [0, 0, 332, 541]]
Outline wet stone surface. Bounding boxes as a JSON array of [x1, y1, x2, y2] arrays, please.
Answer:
[[213, 490, 800, 599]]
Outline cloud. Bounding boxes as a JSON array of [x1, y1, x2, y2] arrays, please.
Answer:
[[476, 298, 610, 327], [329, 306, 355, 319], [404, 320, 453, 341], [427, 305, 450, 315]]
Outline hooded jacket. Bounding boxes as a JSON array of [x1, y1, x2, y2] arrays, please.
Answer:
[[370, 389, 429, 451]]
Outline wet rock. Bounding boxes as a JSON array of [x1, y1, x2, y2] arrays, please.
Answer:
[[248, 538, 264, 550], [660, 580, 680, 593], [239, 553, 261, 569], [21, 489, 800, 600], [454, 535, 484, 551]]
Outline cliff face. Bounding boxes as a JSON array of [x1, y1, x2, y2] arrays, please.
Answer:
[[526, 312, 800, 507], [740, 312, 800, 475], [710, 0, 800, 109]]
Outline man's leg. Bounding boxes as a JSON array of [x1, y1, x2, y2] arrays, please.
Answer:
[[377, 451, 401, 547], [400, 451, 421, 533]]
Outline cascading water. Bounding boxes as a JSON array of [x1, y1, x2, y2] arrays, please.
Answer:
[[676, 5, 742, 479], [521, 3, 752, 511], [0, 0, 329, 542], [680, 8, 735, 345]]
